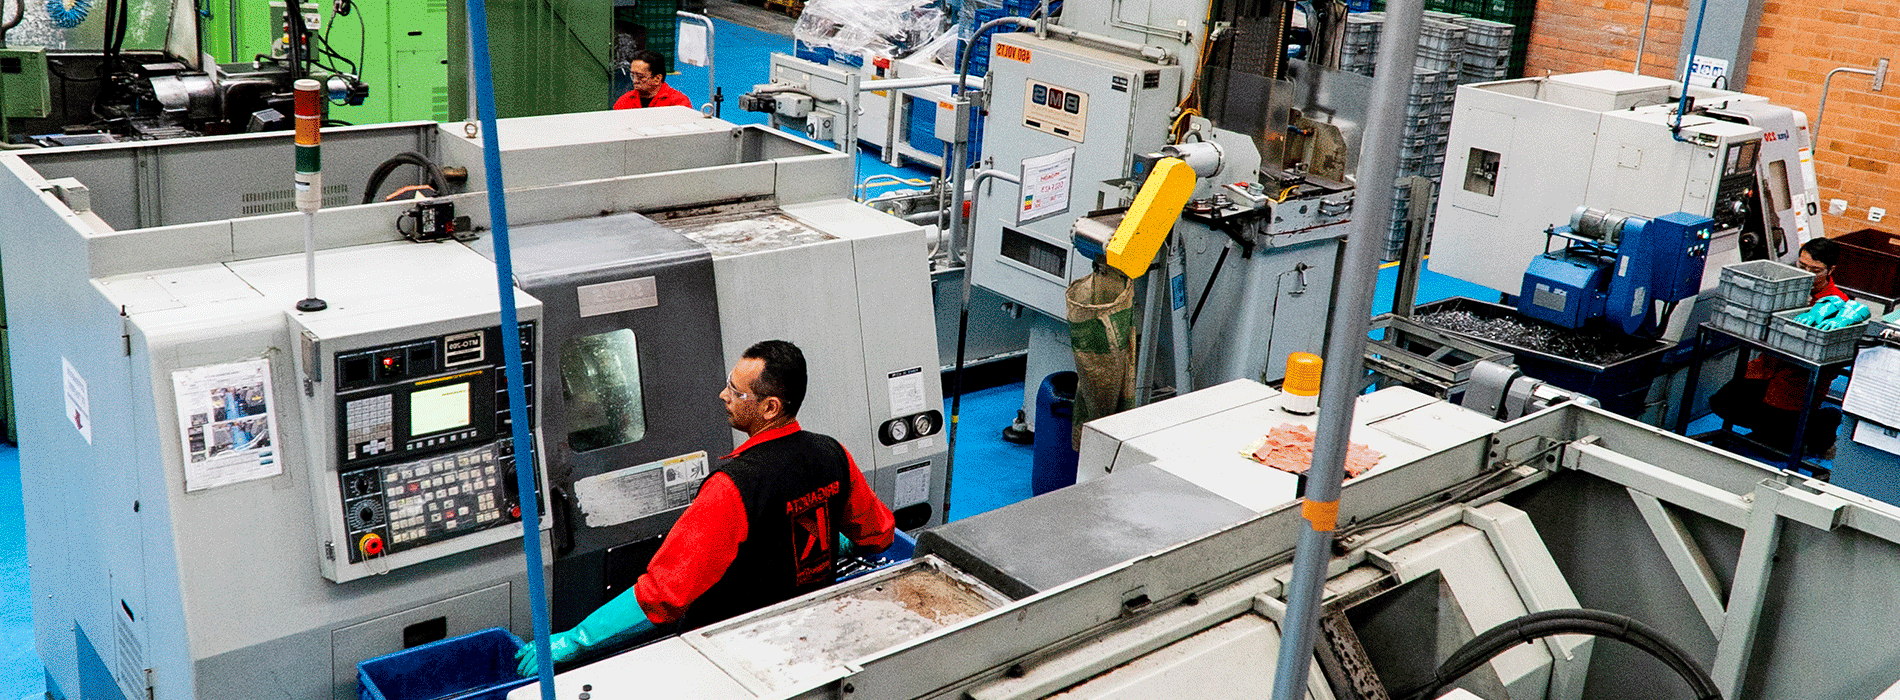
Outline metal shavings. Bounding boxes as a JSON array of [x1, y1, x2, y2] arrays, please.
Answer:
[[670, 213, 836, 257], [1413, 308, 1655, 366]]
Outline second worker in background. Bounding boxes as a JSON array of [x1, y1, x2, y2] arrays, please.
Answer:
[[614, 49, 694, 110], [519, 340, 895, 675]]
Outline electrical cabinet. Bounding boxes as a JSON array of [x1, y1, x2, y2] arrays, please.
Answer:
[[971, 33, 1181, 319]]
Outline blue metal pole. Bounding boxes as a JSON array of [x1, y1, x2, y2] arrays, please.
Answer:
[[462, 1, 557, 697]]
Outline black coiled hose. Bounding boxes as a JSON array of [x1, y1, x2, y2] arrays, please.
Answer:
[[1397, 608, 1722, 700], [361, 151, 449, 204]]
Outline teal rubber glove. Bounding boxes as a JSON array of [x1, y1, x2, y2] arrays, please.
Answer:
[[1817, 301, 1871, 330], [1794, 297, 1845, 326], [837, 532, 857, 559], [516, 588, 657, 677]]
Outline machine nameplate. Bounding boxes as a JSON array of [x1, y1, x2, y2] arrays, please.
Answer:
[[577, 276, 660, 318], [444, 331, 485, 366], [572, 451, 711, 528], [1022, 80, 1088, 142]]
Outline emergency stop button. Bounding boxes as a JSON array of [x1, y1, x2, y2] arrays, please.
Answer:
[[359, 533, 385, 558]]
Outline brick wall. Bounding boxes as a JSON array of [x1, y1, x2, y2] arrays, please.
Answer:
[[1523, 1, 1899, 239]]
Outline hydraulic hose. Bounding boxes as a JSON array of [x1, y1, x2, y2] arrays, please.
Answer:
[[2, 0, 24, 43], [1398, 609, 1722, 700], [361, 152, 450, 203]]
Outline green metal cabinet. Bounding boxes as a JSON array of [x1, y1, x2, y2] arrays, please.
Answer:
[[201, 0, 454, 123], [447, 0, 614, 119]]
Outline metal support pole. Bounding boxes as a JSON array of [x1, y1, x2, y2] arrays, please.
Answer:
[[1815, 61, 1890, 144], [1390, 175, 1434, 318], [1167, 234, 1192, 393], [944, 166, 1018, 520], [1133, 264, 1163, 407], [1266, 0, 1421, 697], [944, 92, 980, 266]]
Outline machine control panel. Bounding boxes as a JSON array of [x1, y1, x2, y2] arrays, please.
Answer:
[[1711, 138, 1761, 234], [1022, 80, 1089, 142], [329, 322, 538, 566], [339, 441, 518, 563]]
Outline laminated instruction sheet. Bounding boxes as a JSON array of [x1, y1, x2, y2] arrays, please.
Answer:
[[173, 358, 282, 491]]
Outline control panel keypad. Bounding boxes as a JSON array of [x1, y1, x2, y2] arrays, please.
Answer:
[[341, 441, 514, 563], [345, 395, 394, 459], [383, 443, 507, 546]]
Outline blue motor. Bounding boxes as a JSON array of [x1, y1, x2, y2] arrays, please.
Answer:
[[1518, 207, 1714, 336]]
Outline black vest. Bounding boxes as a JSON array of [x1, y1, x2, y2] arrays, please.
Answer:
[[685, 430, 852, 628]]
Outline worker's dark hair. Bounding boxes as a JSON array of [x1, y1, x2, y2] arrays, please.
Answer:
[[1802, 236, 1840, 268], [629, 49, 667, 81], [743, 340, 807, 418]]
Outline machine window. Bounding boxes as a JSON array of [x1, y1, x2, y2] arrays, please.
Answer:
[[1463, 148, 1500, 197], [561, 329, 648, 452], [410, 382, 472, 436]]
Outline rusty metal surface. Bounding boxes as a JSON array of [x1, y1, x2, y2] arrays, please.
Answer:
[[699, 558, 1009, 691], [669, 212, 837, 257]]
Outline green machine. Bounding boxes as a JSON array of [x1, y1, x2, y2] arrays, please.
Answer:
[[199, 0, 649, 121], [199, 0, 456, 123]]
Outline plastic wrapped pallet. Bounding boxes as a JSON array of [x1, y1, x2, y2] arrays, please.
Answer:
[[794, 0, 949, 62]]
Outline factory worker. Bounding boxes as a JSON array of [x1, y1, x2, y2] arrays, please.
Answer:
[[519, 339, 894, 675], [613, 49, 694, 110], [1710, 237, 1850, 458]]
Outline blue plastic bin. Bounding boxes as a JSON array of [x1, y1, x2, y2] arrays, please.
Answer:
[[1030, 371, 1080, 495], [840, 529, 917, 581], [358, 628, 533, 700]]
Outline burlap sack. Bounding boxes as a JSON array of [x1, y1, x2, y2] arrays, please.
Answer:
[[1067, 268, 1138, 449]]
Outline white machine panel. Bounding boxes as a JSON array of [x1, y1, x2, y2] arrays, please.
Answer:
[[1077, 381, 1501, 511], [674, 200, 949, 529], [973, 33, 1182, 318]]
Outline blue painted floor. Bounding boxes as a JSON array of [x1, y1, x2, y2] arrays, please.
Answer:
[[0, 446, 39, 700]]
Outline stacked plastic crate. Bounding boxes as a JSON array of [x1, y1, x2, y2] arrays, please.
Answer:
[[1368, 0, 1535, 78], [629, 0, 683, 74], [1341, 14, 1382, 77], [1367, 18, 1459, 259], [1452, 17, 1514, 83]]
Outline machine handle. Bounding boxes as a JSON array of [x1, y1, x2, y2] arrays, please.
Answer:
[[551, 484, 578, 556]]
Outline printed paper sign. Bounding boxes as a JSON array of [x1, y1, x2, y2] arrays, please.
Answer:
[[1018, 148, 1075, 225], [895, 463, 930, 507], [172, 358, 282, 491], [887, 366, 928, 416], [679, 23, 709, 67], [62, 358, 91, 444]]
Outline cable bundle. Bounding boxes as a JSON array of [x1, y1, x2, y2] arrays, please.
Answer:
[[45, 0, 89, 28]]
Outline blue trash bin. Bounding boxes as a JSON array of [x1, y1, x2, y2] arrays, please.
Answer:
[[1031, 371, 1080, 495]]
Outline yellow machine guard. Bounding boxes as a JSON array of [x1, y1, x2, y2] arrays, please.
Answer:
[[1107, 157, 1197, 278]]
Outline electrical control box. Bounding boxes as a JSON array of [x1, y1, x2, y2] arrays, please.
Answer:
[[0, 47, 51, 119], [972, 33, 1181, 319]]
